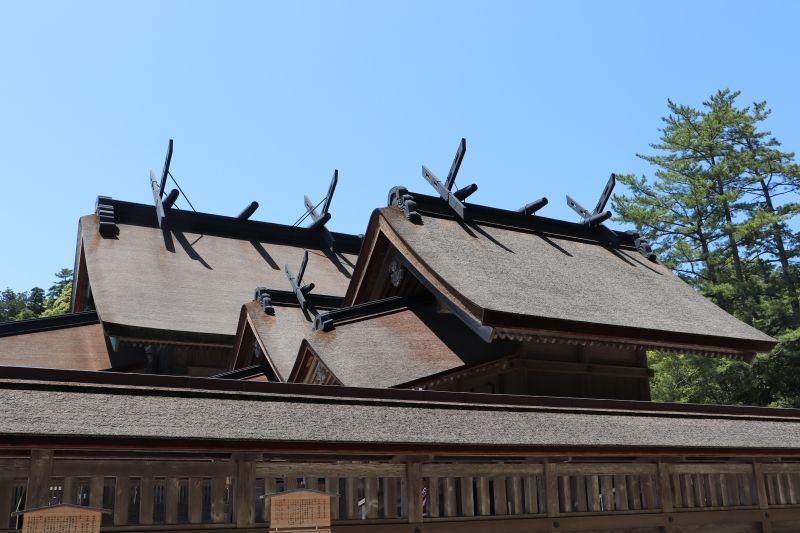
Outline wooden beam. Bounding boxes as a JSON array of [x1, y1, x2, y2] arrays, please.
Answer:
[[407, 462, 423, 524], [113, 476, 130, 526]]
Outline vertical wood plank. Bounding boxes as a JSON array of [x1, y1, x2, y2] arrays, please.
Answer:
[[383, 477, 397, 519], [114, 477, 130, 526], [324, 477, 338, 521], [693, 474, 704, 508], [460, 476, 474, 517], [365, 477, 379, 519], [682, 474, 694, 508], [575, 475, 587, 512], [728, 473, 741, 507], [776, 473, 787, 505], [558, 476, 571, 513], [614, 474, 629, 511], [235, 454, 256, 528], [741, 473, 753, 506], [444, 477, 457, 517], [786, 473, 797, 505], [718, 473, 729, 507], [587, 475, 600, 512], [601, 475, 614, 511], [427, 476, 439, 518], [165, 477, 180, 525], [407, 462, 423, 524], [545, 463, 559, 518], [89, 477, 104, 509], [510, 476, 523, 515], [524, 475, 538, 514], [27, 449, 54, 508], [658, 462, 674, 513], [211, 477, 227, 524], [629, 475, 641, 510], [754, 463, 769, 511], [140, 476, 154, 526], [706, 474, 718, 507], [188, 477, 203, 524], [476, 477, 490, 516], [493, 476, 507, 515], [346, 477, 358, 519], [0, 477, 12, 531], [642, 474, 656, 510]]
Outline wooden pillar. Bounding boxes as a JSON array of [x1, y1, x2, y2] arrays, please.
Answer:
[[89, 477, 104, 509], [165, 477, 180, 525], [428, 476, 439, 518], [407, 462, 423, 524], [211, 477, 227, 524], [365, 477, 379, 519], [493, 476, 507, 515], [444, 477, 457, 517], [139, 476, 154, 526], [188, 477, 203, 524], [235, 453, 257, 528], [545, 461, 559, 518], [324, 477, 338, 521], [345, 477, 358, 519], [113, 477, 130, 526], [460, 476, 474, 517], [27, 449, 54, 508], [62, 477, 76, 506], [753, 462, 773, 533]]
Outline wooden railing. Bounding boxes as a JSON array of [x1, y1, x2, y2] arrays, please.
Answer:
[[2, 453, 800, 531]]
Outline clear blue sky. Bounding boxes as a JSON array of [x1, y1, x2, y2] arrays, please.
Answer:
[[2, 1, 799, 290]]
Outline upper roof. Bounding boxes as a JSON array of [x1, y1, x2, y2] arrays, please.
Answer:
[[3, 368, 800, 453], [77, 199, 360, 337], [347, 193, 776, 357]]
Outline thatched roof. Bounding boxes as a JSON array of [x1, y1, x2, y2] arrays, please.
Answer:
[[3, 370, 800, 453], [0, 313, 127, 371], [77, 200, 359, 337], [347, 194, 776, 358]]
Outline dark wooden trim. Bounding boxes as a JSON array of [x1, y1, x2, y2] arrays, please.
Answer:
[[104, 198, 363, 254], [484, 310, 775, 355], [5, 435, 800, 458], [0, 311, 99, 337]]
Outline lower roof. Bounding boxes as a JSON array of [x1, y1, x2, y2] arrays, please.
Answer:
[[2, 368, 800, 454], [0, 314, 135, 371]]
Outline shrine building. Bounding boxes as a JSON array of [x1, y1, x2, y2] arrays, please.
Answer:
[[0, 139, 798, 533]]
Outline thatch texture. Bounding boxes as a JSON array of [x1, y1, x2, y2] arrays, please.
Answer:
[[0, 323, 112, 371], [372, 206, 775, 353], [80, 215, 356, 336], [3, 378, 800, 451]]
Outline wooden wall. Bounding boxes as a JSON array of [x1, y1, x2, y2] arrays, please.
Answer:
[[2, 451, 799, 532]]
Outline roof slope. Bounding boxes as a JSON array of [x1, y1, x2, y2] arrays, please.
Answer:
[[242, 300, 514, 388], [298, 304, 514, 388], [0, 315, 113, 370], [357, 203, 775, 355], [3, 376, 800, 452], [80, 213, 357, 336]]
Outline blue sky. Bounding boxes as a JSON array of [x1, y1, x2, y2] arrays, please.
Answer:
[[1, 1, 799, 290]]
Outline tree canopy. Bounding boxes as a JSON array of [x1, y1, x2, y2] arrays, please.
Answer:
[[0, 269, 73, 322], [613, 89, 800, 407]]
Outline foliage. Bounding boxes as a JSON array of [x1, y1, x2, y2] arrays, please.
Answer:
[[613, 90, 800, 406], [0, 269, 73, 322]]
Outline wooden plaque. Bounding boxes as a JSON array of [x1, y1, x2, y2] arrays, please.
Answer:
[[270, 490, 331, 530], [20, 505, 101, 533]]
